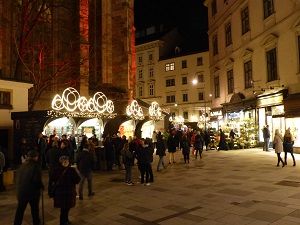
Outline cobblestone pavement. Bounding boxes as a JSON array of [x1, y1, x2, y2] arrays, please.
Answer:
[[2, 148, 300, 225]]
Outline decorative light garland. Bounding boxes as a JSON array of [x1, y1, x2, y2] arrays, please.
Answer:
[[50, 87, 115, 118], [169, 115, 184, 125], [51, 87, 115, 115], [149, 101, 163, 121], [126, 100, 144, 120]]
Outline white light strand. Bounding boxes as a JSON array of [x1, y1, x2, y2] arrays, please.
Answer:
[[149, 101, 163, 121], [51, 87, 114, 115], [126, 100, 144, 120]]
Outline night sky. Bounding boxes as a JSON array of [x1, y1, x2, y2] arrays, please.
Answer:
[[134, 0, 208, 37]]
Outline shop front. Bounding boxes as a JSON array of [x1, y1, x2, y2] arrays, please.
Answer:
[[210, 108, 223, 130], [221, 93, 257, 148], [284, 92, 300, 152], [256, 89, 288, 144]]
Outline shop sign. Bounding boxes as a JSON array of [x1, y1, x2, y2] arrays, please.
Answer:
[[257, 94, 283, 107], [210, 110, 222, 117]]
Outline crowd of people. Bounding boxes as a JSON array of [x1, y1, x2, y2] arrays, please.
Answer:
[[8, 126, 298, 224]]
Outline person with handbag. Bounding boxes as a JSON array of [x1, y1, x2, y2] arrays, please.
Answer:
[[273, 129, 285, 167], [283, 128, 296, 166], [51, 156, 80, 225]]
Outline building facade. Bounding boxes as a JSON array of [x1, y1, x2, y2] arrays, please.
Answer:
[[135, 27, 210, 132], [204, 0, 300, 149]]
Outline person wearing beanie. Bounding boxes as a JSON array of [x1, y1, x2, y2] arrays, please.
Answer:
[[14, 150, 44, 225]]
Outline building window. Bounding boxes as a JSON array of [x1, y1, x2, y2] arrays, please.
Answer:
[[166, 78, 175, 87], [241, 7, 250, 35], [138, 55, 143, 64], [197, 57, 203, 66], [213, 35, 218, 56], [148, 53, 153, 61], [138, 85, 143, 97], [183, 111, 188, 119], [149, 84, 154, 96], [165, 62, 175, 71], [0, 91, 11, 108], [182, 60, 187, 68], [138, 69, 143, 79], [198, 92, 204, 100], [244, 61, 253, 89], [214, 76, 220, 98], [195, 73, 204, 83], [225, 23, 232, 46], [149, 68, 154, 78], [212, 0, 217, 16], [227, 70, 234, 94], [266, 48, 278, 82], [182, 77, 187, 85], [263, 0, 274, 19], [166, 95, 176, 103], [183, 93, 188, 102]]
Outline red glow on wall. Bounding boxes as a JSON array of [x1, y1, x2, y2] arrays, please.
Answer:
[[80, 0, 89, 42]]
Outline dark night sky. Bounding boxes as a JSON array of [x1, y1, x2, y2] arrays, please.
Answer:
[[134, 0, 208, 37]]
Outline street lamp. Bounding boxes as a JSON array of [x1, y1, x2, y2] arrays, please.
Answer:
[[192, 72, 211, 130]]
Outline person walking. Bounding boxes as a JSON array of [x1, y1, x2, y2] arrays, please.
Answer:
[[152, 131, 157, 149], [136, 139, 151, 186], [14, 150, 44, 225], [167, 131, 177, 164], [122, 143, 134, 185], [76, 143, 95, 200], [273, 129, 285, 167], [194, 131, 203, 158], [181, 135, 191, 163], [263, 125, 271, 151], [52, 156, 80, 225], [156, 132, 167, 171], [283, 128, 296, 166], [204, 131, 210, 151]]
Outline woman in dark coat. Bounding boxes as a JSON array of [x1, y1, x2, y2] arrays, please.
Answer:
[[167, 132, 177, 164], [283, 129, 296, 166], [52, 156, 80, 225], [181, 135, 191, 163]]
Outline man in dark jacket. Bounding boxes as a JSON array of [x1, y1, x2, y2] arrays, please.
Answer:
[[136, 139, 151, 185], [76, 143, 95, 200], [14, 150, 44, 225]]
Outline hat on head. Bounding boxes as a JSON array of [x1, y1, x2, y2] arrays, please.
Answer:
[[27, 150, 39, 158]]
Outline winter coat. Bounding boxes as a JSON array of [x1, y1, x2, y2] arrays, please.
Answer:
[[167, 136, 177, 152], [273, 134, 283, 153], [156, 138, 166, 156], [76, 149, 95, 175], [193, 134, 203, 150], [122, 150, 134, 166], [283, 136, 294, 153], [46, 147, 62, 174], [136, 145, 151, 165], [16, 160, 44, 201], [181, 139, 191, 155], [104, 139, 114, 160], [52, 165, 80, 209]]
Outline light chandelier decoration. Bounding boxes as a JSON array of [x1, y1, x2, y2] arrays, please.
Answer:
[[169, 115, 184, 125], [48, 87, 115, 118], [126, 100, 144, 120], [149, 101, 163, 121]]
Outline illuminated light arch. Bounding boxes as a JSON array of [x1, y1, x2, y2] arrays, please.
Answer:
[[51, 87, 115, 116], [126, 100, 144, 120]]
